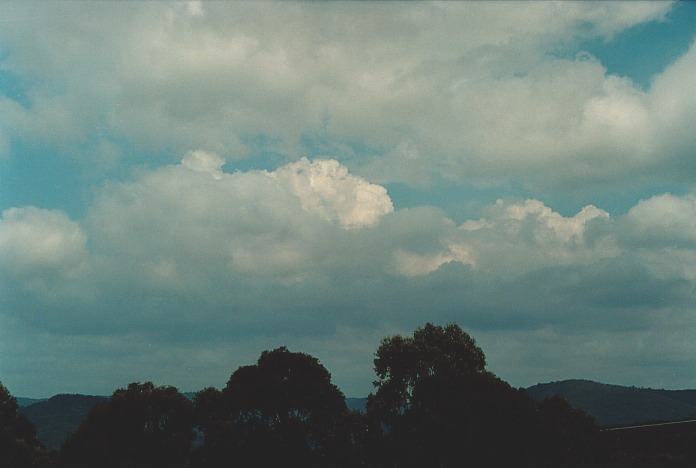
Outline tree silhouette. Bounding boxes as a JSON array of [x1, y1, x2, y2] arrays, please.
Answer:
[[368, 323, 486, 419], [5, 324, 611, 467], [537, 396, 606, 467], [0, 382, 50, 468], [194, 347, 359, 468], [59, 382, 194, 468], [366, 323, 603, 467]]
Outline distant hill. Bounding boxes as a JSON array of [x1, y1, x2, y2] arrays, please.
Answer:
[[17, 397, 47, 407], [526, 380, 696, 427], [20, 394, 108, 449]]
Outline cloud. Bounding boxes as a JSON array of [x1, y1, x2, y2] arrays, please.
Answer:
[[272, 158, 393, 229], [2, 158, 692, 327], [442, 199, 617, 276], [181, 150, 225, 180], [3, 160, 693, 313], [5, 1, 696, 395], [623, 193, 696, 247], [3, 158, 696, 393], [389, 198, 614, 278], [0, 206, 87, 278], [0, 1, 682, 189], [649, 41, 696, 171], [87, 156, 393, 286], [394, 244, 475, 277], [0, 207, 89, 307]]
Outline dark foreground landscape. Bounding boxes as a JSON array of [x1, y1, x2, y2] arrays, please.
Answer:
[[3, 324, 696, 468]]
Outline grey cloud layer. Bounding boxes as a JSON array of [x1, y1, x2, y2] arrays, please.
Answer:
[[2, 158, 696, 393], [0, 1, 687, 189]]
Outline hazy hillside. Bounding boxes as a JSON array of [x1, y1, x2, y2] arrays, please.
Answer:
[[17, 397, 47, 407], [527, 380, 696, 427], [20, 394, 108, 449]]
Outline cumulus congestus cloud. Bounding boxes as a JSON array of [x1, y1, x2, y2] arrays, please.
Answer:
[[86, 155, 393, 285]]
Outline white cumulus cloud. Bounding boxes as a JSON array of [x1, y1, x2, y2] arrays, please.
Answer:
[[181, 150, 226, 180], [0, 206, 88, 278], [272, 158, 394, 229], [623, 193, 696, 247]]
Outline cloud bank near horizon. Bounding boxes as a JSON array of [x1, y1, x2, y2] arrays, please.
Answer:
[[3, 154, 696, 395]]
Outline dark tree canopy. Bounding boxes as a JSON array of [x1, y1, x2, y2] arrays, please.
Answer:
[[59, 382, 194, 468], [370, 323, 487, 418], [0, 382, 49, 468], [366, 323, 603, 468], [194, 347, 358, 468], [537, 396, 607, 467]]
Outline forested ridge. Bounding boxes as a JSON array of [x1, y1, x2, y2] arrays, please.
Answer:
[[527, 380, 696, 427], [2, 324, 693, 467]]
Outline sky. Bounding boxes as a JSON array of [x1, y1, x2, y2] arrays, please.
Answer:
[[2, 1, 696, 398]]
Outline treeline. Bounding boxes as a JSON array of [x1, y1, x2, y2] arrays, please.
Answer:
[[2, 323, 606, 468]]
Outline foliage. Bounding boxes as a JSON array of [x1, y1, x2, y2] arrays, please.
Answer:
[[5, 323, 659, 467], [0, 382, 51, 468], [20, 394, 108, 450], [366, 323, 603, 467], [368, 323, 486, 419], [193, 346, 359, 468], [59, 382, 194, 468]]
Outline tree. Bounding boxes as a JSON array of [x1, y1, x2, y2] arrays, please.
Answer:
[[59, 382, 194, 468], [368, 323, 486, 420], [537, 396, 606, 468], [0, 382, 50, 468], [194, 347, 359, 468], [365, 323, 601, 468]]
